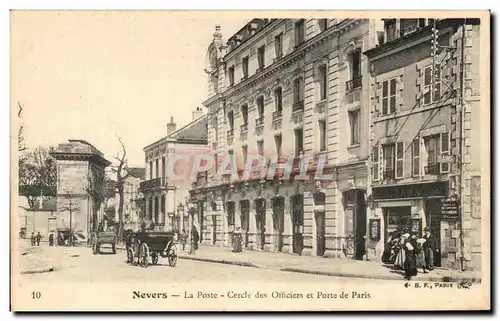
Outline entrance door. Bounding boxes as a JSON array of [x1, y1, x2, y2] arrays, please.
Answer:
[[255, 199, 266, 250], [272, 197, 285, 252], [343, 190, 367, 260], [240, 200, 250, 247], [211, 215, 217, 245], [426, 199, 442, 267], [291, 195, 304, 255], [315, 212, 326, 256]]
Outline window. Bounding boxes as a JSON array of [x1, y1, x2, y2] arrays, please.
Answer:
[[241, 104, 248, 125], [227, 202, 235, 227], [155, 159, 159, 178], [318, 65, 328, 101], [423, 66, 442, 105], [291, 195, 304, 227], [440, 132, 450, 173], [274, 33, 283, 59], [257, 140, 264, 156], [372, 146, 379, 181], [295, 19, 305, 46], [395, 141, 405, 179], [242, 145, 248, 166], [149, 161, 153, 180], [274, 87, 283, 111], [275, 135, 282, 156], [400, 19, 419, 36], [257, 96, 264, 118], [412, 138, 420, 177], [293, 77, 305, 105], [385, 19, 397, 42], [422, 132, 450, 175], [257, 45, 265, 70], [382, 78, 397, 115], [228, 66, 235, 86], [383, 144, 395, 179], [349, 50, 361, 79], [318, 120, 326, 152], [294, 128, 304, 156], [242, 56, 249, 79], [161, 156, 166, 182], [227, 111, 234, 130], [318, 19, 328, 32], [348, 111, 360, 145]]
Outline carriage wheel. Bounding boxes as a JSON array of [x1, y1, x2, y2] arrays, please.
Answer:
[[126, 248, 134, 264], [139, 243, 149, 268], [168, 253, 178, 267], [152, 253, 159, 265]]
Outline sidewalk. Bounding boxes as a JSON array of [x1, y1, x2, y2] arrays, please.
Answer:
[[17, 241, 83, 274], [178, 245, 481, 283]]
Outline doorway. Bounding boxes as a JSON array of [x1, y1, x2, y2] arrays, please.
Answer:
[[425, 199, 442, 267], [291, 194, 304, 255], [272, 197, 285, 252], [255, 199, 266, 250], [314, 191, 326, 256], [240, 200, 250, 247], [343, 189, 367, 260]]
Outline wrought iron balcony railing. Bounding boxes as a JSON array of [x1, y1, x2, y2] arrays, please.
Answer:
[[227, 128, 234, 137], [346, 76, 362, 92], [383, 169, 395, 180], [292, 101, 304, 111], [273, 110, 283, 120], [425, 163, 439, 175], [139, 177, 164, 192], [240, 123, 248, 133], [255, 116, 264, 127]]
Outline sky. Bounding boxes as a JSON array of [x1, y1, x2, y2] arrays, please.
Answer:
[[11, 11, 247, 167]]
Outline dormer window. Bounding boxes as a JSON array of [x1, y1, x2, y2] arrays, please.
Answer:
[[385, 19, 397, 43], [400, 19, 419, 37]]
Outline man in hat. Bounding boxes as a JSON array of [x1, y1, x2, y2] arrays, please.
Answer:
[[422, 227, 437, 271]]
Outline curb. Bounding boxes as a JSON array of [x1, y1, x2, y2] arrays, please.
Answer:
[[178, 255, 259, 268], [20, 265, 54, 275]]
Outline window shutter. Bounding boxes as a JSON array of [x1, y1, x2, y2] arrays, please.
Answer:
[[372, 146, 379, 181], [440, 131, 450, 173], [395, 141, 405, 179], [412, 138, 420, 177], [379, 145, 384, 181]]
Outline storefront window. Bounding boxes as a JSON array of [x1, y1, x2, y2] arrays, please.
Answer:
[[385, 207, 411, 238]]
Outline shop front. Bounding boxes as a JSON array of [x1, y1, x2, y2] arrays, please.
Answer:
[[370, 181, 449, 267]]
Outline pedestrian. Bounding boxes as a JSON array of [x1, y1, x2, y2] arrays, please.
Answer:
[[363, 235, 370, 261], [36, 232, 42, 246], [180, 229, 187, 251], [423, 227, 437, 271], [403, 235, 418, 280], [49, 234, 54, 246], [415, 236, 427, 274], [192, 226, 199, 251], [394, 233, 408, 270], [30, 232, 35, 246]]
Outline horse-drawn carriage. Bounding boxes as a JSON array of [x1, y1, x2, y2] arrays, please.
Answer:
[[125, 230, 178, 268], [90, 231, 117, 254]]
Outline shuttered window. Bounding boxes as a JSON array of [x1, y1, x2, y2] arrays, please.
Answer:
[[395, 141, 405, 179], [412, 138, 420, 177]]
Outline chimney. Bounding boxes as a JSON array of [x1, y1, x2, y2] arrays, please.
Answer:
[[192, 107, 204, 121], [167, 117, 177, 136]]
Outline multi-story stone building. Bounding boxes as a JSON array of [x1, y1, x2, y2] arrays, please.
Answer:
[[140, 108, 208, 232], [191, 19, 383, 259], [364, 18, 482, 270], [115, 167, 145, 231], [50, 139, 111, 240]]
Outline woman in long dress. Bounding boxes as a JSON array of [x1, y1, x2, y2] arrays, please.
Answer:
[[404, 236, 418, 280], [394, 234, 407, 269]]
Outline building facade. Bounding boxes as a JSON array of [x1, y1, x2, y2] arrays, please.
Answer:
[[50, 140, 111, 241], [140, 108, 208, 232], [115, 168, 145, 231], [364, 18, 482, 270], [191, 19, 383, 259]]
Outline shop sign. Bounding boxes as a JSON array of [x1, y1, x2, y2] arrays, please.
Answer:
[[372, 181, 448, 200], [438, 155, 455, 164], [369, 219, 380, 241], [441, 198, 459, 221]]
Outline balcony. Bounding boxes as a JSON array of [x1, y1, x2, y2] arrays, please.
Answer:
[[139, 177, 164, 192], [346, 76, 362, 92], [227, 128, 234, 137], [273, 110, 283, 120], [255, 116, 264, 127], [292, 101, 304, 112], [241, 75, 248, 81], [425, 163, 439, 175], [240, 123, 248, 133]]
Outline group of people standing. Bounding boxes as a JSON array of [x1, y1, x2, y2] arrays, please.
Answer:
[[30, 232, 42, 246], [178, 227, 199, 253], [384, 227, 438, 280]]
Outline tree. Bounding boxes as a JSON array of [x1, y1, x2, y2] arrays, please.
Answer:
[[112, 137, 132, 243], [18, 146, 57, 209], [85, 165, 107, 234], [18, 102, 26, 153]]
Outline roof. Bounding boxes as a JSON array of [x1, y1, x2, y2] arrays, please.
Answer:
[[144, 114, 208, 150], [50, 140, 111, 166]]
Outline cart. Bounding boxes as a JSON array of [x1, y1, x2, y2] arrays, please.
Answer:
[[126, 231, 178, 268], [91, 231, 117, 254]]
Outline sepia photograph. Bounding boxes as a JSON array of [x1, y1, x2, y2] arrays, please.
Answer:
[[10, 10, 490, 311]]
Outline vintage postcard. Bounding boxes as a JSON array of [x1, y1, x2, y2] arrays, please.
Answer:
[[11, 10, 491, 311]]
